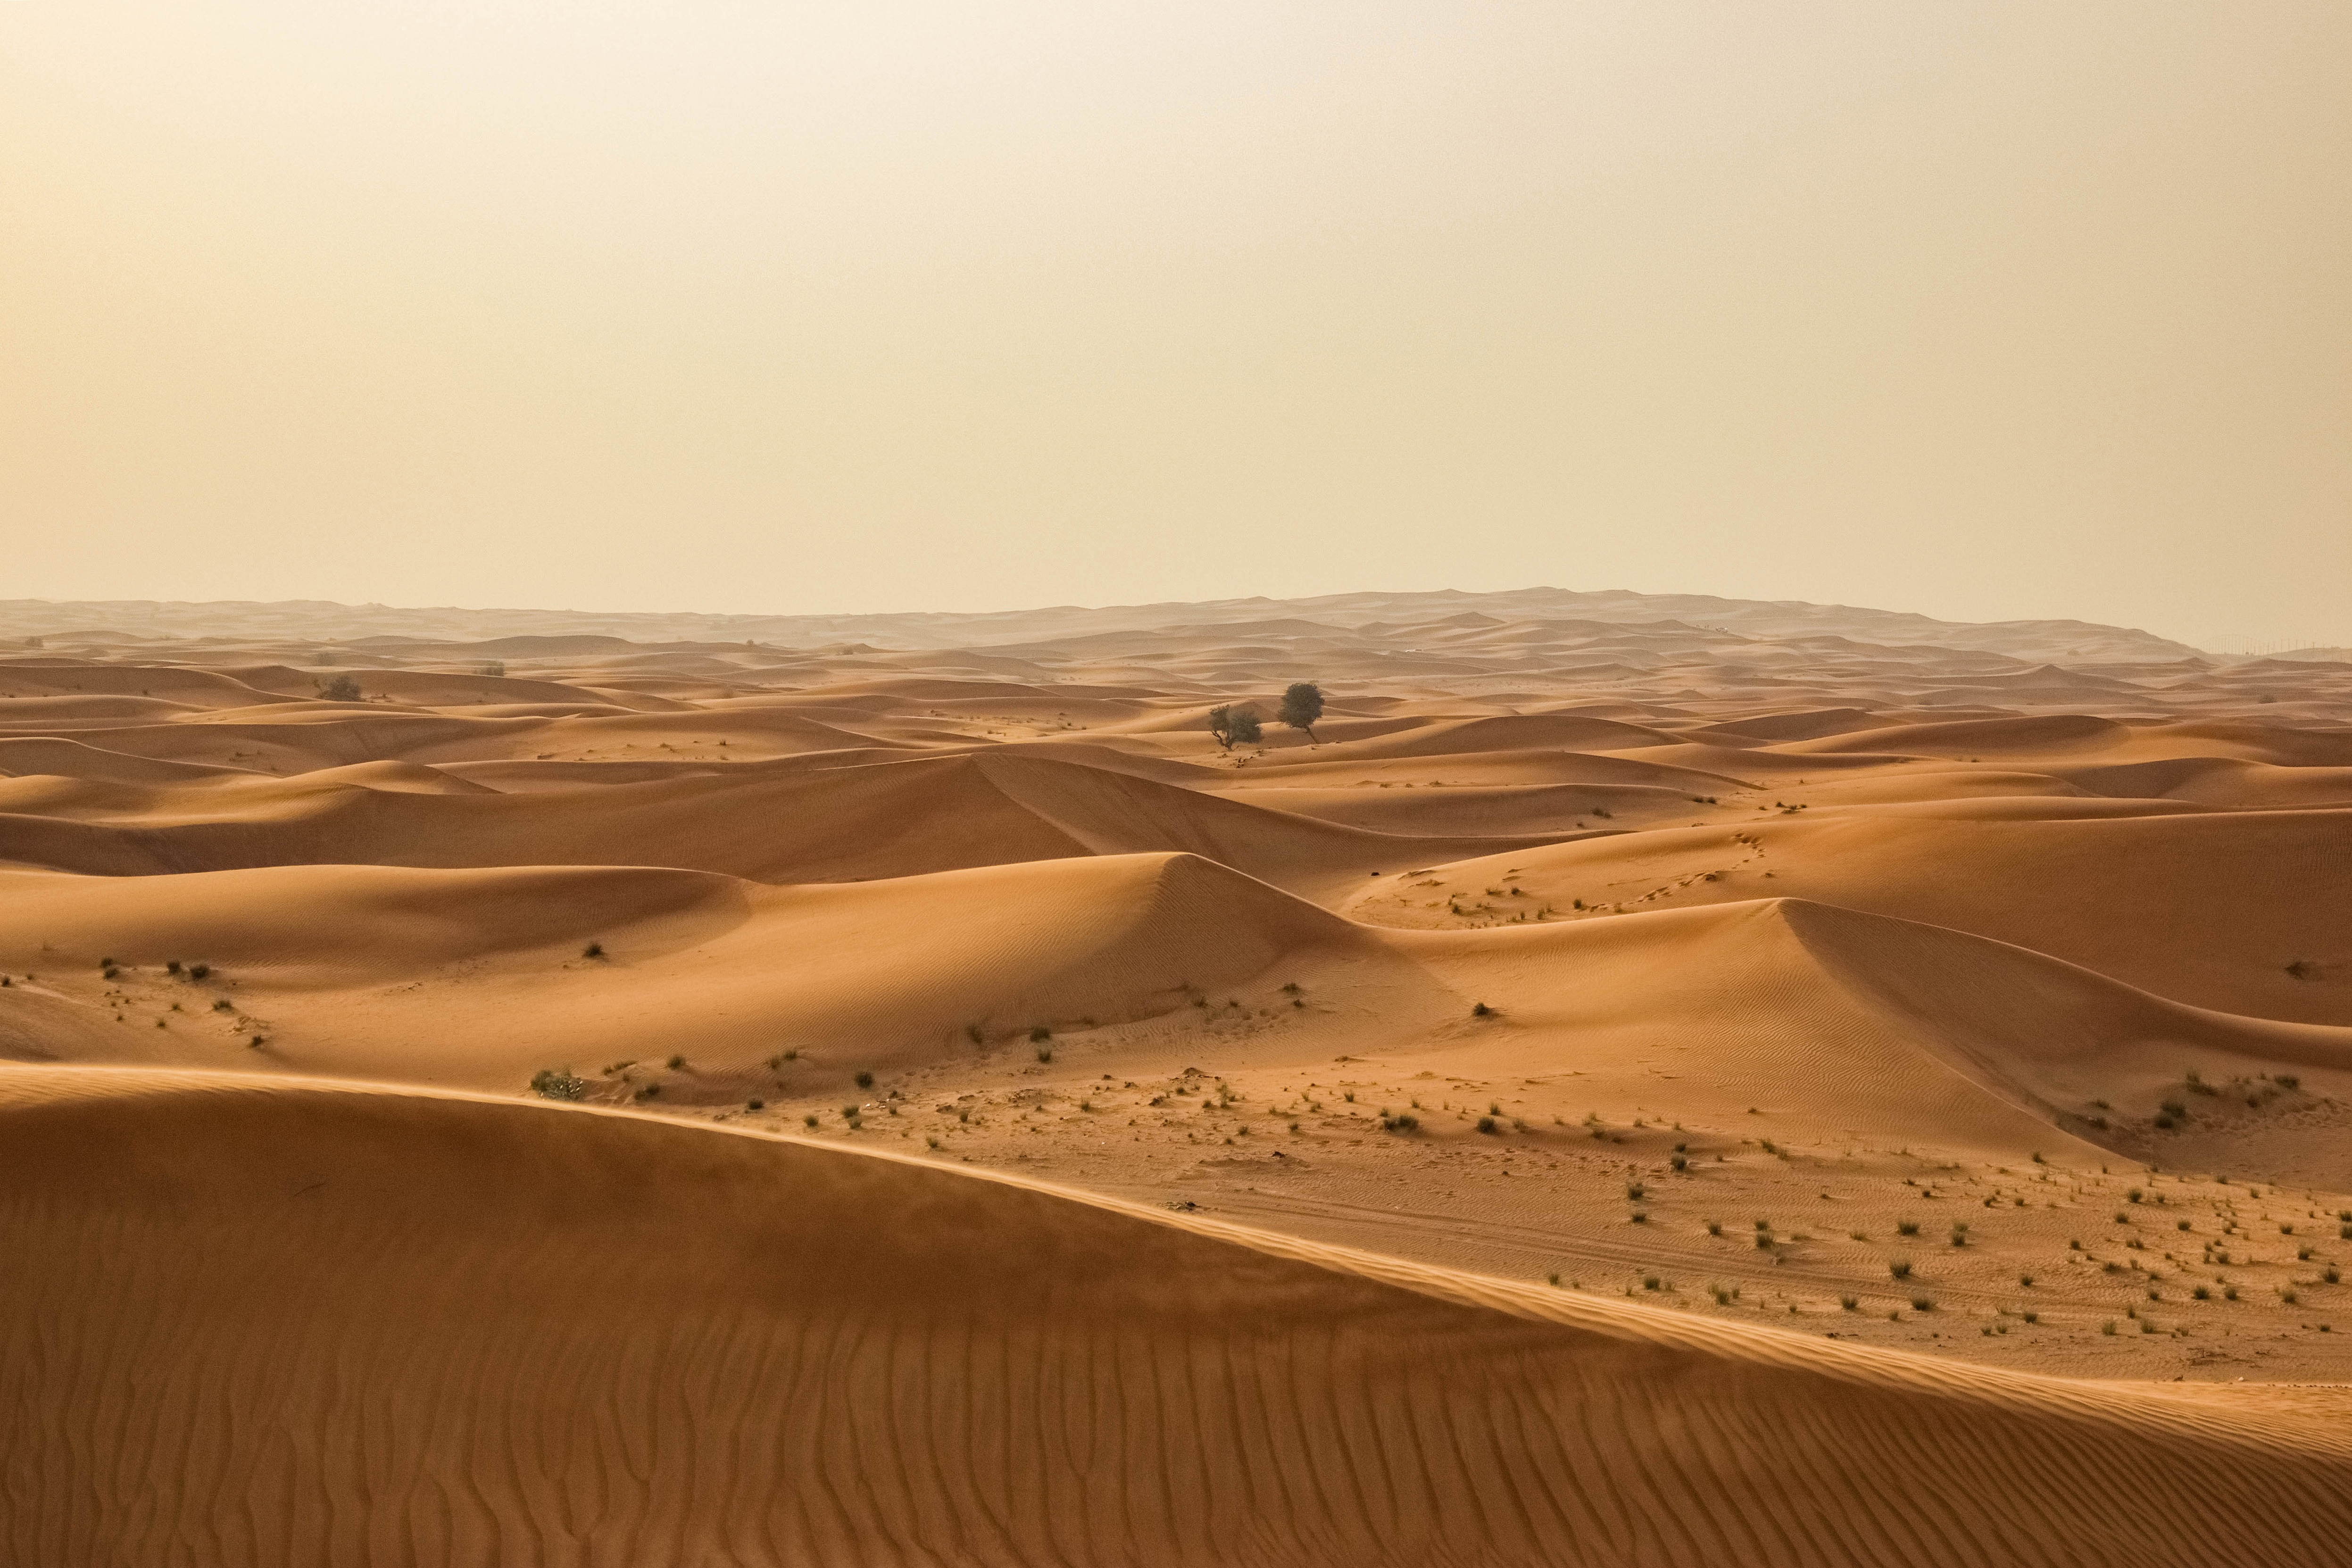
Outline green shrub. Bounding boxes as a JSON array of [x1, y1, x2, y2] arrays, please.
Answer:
[[529, 1069, 588, 1101]]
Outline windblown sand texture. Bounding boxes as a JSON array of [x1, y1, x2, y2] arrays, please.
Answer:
[[3, 588, 2349, 1566]]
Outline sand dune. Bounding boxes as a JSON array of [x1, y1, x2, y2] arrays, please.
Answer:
[[4, 1068, 2345, 1568], [0, 749, 1537, 902], [1351, 807, 2352, 1024], [5, 595, 2352, 1561], [0, 853, 1384, 1088]]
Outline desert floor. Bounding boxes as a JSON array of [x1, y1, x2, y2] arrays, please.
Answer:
[[2, 588, 2348, 1566]]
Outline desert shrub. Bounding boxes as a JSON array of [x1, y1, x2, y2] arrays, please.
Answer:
[[1476, 1115, 1499, 1134], [805, 1114, 819, 1128], [318, 673, 363, 701], [1911, 1295, 1933, 1312], [1036, 1045, 1053, 1063], [1380, 1110, 1419, 1133], [582, 942, 604, 959], [746, 1099, 764, 1111], [1895, 1219, 1920, 1236], [529, 1069, 588, 1101], [1207, 704, 1263, 749], [1029, 1025, 1051, 1042], [1471, 1001, 1493, 1017], [854, 1070, 874, 1089], [1626, 1181, 1646, 1200], [1840, 1294, 1858, 1311], [666, 1054, 685, 1070]]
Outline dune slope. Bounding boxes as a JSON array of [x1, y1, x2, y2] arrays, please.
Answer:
[[4, 1069, 2347, 1568]]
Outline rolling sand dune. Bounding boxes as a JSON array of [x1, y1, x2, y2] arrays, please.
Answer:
[[0, 854, 1385, 1085], [0, 749, 1537, 902], [1351, 807, 2352, 1023], [3, 592, 2350, 1562], [4, 1069, 2348, 1568]]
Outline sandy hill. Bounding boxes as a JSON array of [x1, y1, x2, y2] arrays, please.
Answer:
[[4, 600, 2352, 1561], [4, 1068, 2346, 1568]]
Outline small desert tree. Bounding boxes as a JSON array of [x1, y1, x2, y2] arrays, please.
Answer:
[[1277, 681, 1324, 740], [319, 673, 362, 702], [1207, 704, 1263, 750]]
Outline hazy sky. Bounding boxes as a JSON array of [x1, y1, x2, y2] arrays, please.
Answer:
[[5, 3, 2348, 647]]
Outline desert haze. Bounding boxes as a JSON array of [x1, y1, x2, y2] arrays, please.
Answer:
[[0, 586, 2348, 1564]]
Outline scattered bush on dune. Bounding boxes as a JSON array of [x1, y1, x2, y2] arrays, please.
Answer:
[[529, 1069, 588, 1101]]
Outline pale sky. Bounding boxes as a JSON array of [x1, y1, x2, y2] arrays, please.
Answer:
[[4, 3, 2348, 648]]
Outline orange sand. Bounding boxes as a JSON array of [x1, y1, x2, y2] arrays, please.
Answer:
[[2, 588, 2348, 1564]]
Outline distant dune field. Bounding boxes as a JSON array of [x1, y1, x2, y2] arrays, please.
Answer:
[[2, 588, 2349, 1564]]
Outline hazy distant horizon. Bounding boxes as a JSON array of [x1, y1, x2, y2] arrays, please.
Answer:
[[5, 580, 2331, 659], [7, 2, 2347, 650]]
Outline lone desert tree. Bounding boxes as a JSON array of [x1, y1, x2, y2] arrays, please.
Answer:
[[1278, 681, 1325, 740], [1208, 703, 1263, 749], [319, 673, 363, 702]]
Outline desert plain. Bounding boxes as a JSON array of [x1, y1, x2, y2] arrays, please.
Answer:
[[2, 585, 2349, 1567]]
